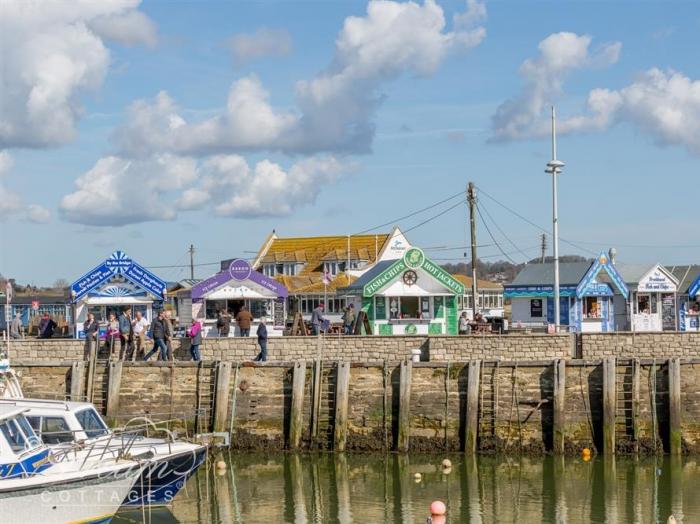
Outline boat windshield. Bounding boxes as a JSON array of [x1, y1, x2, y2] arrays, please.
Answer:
[[75, 407, 109, 438], [0, 416, 40, 453]]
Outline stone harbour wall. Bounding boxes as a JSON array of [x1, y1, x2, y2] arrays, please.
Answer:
[[11, 357, 700, 455]]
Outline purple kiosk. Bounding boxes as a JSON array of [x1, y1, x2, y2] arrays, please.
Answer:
[[191, 259, 288, 337]]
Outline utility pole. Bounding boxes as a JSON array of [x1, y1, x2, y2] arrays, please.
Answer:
[[189, 244, 195, 280], [540, 234, 547, 264], [467, 182, 479, 318]]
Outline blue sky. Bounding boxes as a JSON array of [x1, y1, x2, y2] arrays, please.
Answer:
[[1, 0, 699, 286]]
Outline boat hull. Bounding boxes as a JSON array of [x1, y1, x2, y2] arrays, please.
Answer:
[[123, 445, 206, 506]]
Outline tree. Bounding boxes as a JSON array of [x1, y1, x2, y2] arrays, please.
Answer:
[[53, 278, 69, 289]]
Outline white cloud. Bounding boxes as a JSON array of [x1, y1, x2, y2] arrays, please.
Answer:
[[59, 154, 197, 226], [88, 8, 157, 48], [491, 32, 621, 141], [228, 28, 292, 64], [560, 68, 700, 155], [26, 205, 51, 224], [116, 0, 486, 157], [0, 0, 156, 148]]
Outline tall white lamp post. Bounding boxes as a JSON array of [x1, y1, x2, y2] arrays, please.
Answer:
[[545, 106, 564, 331]]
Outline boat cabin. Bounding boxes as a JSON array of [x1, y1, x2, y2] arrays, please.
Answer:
[[0, 405, 50, 479]]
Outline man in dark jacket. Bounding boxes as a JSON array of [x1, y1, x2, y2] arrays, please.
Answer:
[[38, 313, 57, 338], [254, 318, 268, 362], [235, 306, 253, 337], [83, 313, 99, 359], [217, 309, 231, 337], [118, 308, 132, 360], [143, 311, 168, 361]]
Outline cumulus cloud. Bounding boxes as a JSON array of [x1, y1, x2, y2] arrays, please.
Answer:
[[26, 205, 51, 224], [59, 154, 197, 226], [560, 68, 700, 155], [60, 153, 348, 225], [0, 0, 156, 148], [228, 28, 292, 64], [115, 0, 486, 157], [490, 32, 621, 141], [180, 155, 348, 218], [88, 8, 157, 48]]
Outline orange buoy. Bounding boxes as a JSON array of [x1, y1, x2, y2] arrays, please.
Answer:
[[430, 500, 447, 516]]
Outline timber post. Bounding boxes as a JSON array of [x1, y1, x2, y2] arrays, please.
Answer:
[[105, 360, 123, 420], [603, 358, 616, 455], [213, 361, 232, 433], [668, 358, 682, 456], [334, 361, 351, 452], [289, 360, 306, 450], [311, 359, 323, 443], [632, 358, 641, 454], [464, 360, 481, 455], [70, 361, 86, 401], [397, 359, 412, 452], [552, 358, 566, 454]]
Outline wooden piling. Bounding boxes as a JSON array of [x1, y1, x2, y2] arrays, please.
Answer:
[[289, 360, 306, 450], [105, 361, 123, 420], [397, 359, 412, 452], [552, 359, 566, 454], [464, 360, 481, 455], [603, 358, 616, 455], [86, 341, 97, 403], [70, 361, 85, 401], [668, 358, 682, 456], [213, 361, 232, 433], [334, 361, 351, 452], [311, 359, 322, 441]]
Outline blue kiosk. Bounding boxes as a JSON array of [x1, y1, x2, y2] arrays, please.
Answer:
[[506, 252, 629, 332], [70, 251, 167, 339]]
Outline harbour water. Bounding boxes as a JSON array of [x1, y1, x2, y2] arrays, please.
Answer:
[[114, 453, 700, 523]]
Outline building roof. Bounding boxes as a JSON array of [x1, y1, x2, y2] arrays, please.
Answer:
[[338, 260, 395, 293], [253, 233, 389, 275], [452, 274, 503, 290], [278, 273, 358, 294], [508, 262, 592, 287], [667, 265, 700, 294]]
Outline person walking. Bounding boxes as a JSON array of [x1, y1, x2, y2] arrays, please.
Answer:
[[164, 310, 175, 361], [131, 310, 149, 361], [118, 308, 132, 360], [341, 304, 355, 335], [143, 311, 168, 361], [38, 313, 57, 339], [254, 318, 268, 362], [186, 319, 202, 362], [105, 312, 120, 359], [9, 313, 22, 339], [235, 306, 253, 337], [311, 302, 325, 336], [83, 313, 99, 359], [217, 309, 231, 337]]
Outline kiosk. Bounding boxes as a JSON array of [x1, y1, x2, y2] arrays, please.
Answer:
[[618, 264, 679, 332], [678, 269, 700, 332], [191, 259, 288, 337], [506, 252, 629, 332], [340, 247, 465, 335], [70, 251, 166, 339]]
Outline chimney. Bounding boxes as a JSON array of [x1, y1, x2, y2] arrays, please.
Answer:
[[608, 247, 617, 265]]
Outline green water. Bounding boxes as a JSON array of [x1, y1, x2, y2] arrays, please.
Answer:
[[116, 453, 699, 523]]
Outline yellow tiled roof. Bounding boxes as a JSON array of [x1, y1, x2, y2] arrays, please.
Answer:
[[452, 274, 503, 290], [276, 273, 358, 294], [258, 234, 389, 276]]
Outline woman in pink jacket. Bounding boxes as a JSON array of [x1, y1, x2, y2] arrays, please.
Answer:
[[186, 319, 202, 361]]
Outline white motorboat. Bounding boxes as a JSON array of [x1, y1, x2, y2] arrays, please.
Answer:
[[0, 404, 144, 524]]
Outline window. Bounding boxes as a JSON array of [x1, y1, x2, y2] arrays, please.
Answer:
[[262, 264, 275, 277], [530, 299, 543, 318], [386, 297, 423, 319], [0, 419, 27, 452], [249, 299, 271, 320], [584, 297, 600, 318], [76, 408, 109, 439], [26, 416, 41, 433], [15, 416, 39, 448], [41, 417, 73, 444], [205, 299, 227, 320]]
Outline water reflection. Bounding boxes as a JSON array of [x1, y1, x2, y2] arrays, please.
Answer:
[[116, 453, 700, 523]]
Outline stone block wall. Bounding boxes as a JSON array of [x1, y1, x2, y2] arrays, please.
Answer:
[[580, 332, 700, 359]]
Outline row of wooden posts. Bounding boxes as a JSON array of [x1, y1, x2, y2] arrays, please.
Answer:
[[90, 357, 685, 454]]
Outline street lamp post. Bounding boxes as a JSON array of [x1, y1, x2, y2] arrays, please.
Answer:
[[546, 106, 564, 331]]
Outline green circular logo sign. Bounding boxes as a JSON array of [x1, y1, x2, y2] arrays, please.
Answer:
[[403, 248, 425, 269], [404, 324, 418, 335]]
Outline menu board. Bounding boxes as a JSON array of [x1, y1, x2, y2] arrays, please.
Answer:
[[662, 294, 676, 331], [375, 297, 387, 320], [273, 299, 285, 327]]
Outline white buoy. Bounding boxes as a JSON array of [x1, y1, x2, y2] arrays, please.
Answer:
[[668, 516, 678, 524], [414, 472, 422, 481], [441, 459, 452, 469], [442, 466, 452, 475], [216, 460, 227, 470]]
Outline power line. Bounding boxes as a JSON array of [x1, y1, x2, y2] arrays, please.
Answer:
[[475, 204, 518, 264], [403, 199, 465, 234], [477, 200, 533, 262], [354, 190, 464, 235]]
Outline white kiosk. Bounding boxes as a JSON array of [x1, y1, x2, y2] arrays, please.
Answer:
[[70, 251, 166, 339]]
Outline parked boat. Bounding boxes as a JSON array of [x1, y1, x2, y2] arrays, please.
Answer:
[[0, 404, 143, 524], [0, 397, 206, 506]]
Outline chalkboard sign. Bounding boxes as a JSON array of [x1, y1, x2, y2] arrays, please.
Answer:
[[273, 299, 285, 327], [375, 297, 386, 320], [662, 293, 676, 331]]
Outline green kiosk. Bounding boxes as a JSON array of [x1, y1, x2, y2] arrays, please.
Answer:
[[340, 247, 465, 335]]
